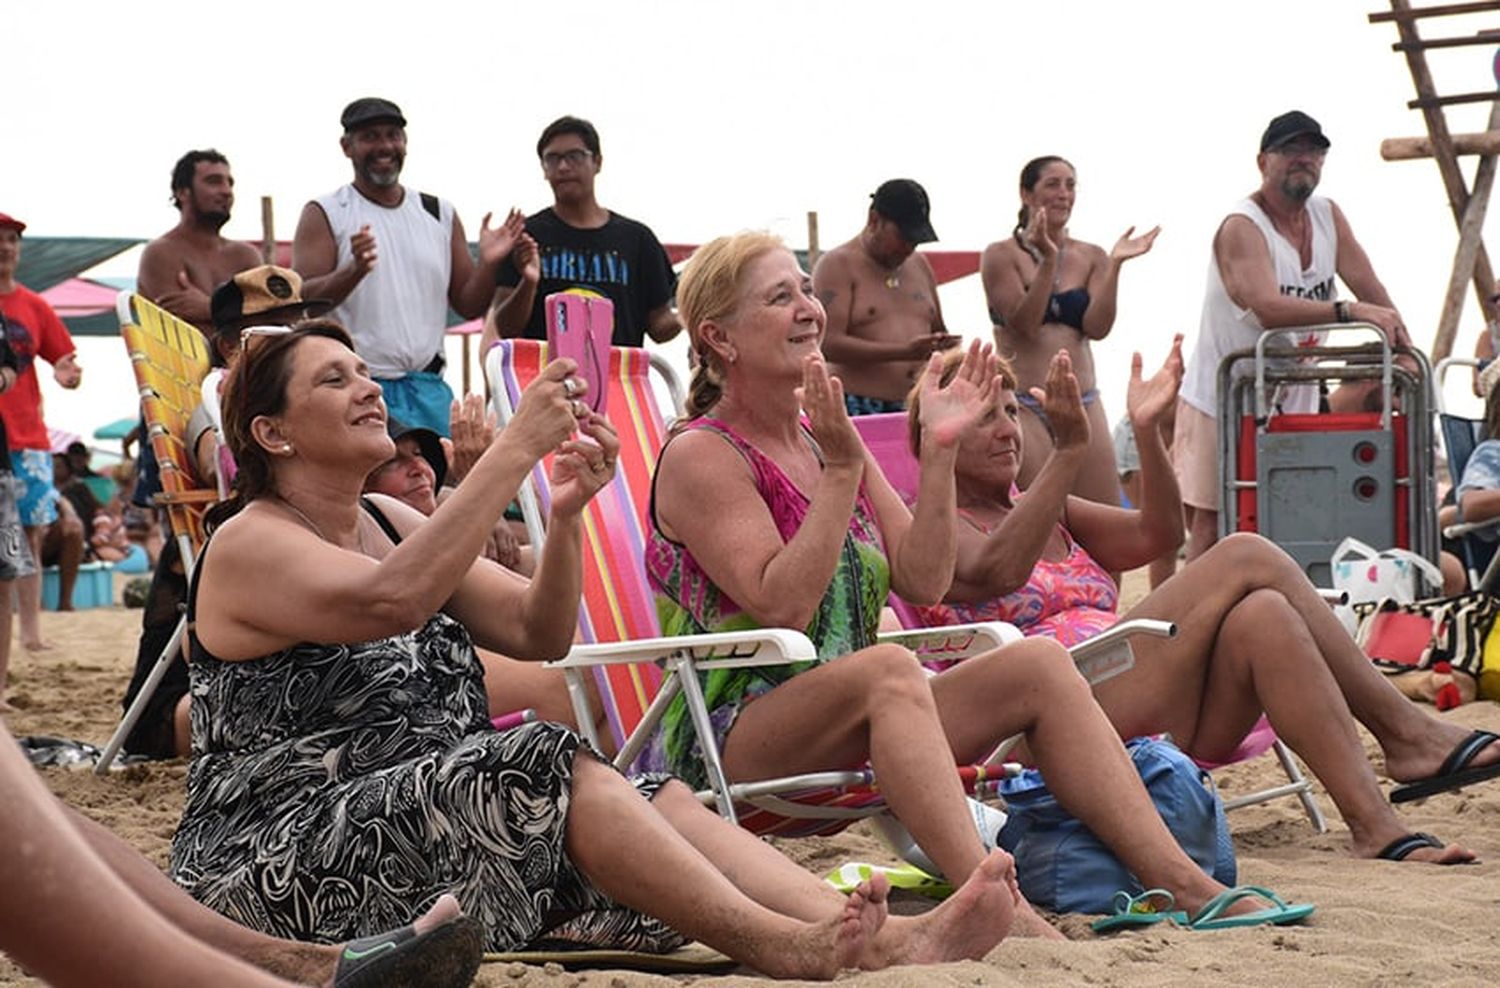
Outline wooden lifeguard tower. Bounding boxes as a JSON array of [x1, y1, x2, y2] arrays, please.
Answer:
[[1373, 0, 1500, 362]]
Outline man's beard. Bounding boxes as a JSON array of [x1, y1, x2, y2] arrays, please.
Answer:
[[1281, 172, 1317, 202], [199, 208, 231, 229], [361, 153, 404, 188]]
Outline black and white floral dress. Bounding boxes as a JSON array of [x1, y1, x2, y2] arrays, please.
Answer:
[[169, 537, 684, 955]]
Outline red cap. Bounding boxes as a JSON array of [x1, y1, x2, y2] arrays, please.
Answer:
[[0, 213, 25, 235]]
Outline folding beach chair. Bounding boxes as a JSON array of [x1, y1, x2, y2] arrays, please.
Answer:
[[851, 412, 1328, 832], [487, 340, 1036, 838], [1433, 356, 1500, 590], [95, 293, 218, 773]]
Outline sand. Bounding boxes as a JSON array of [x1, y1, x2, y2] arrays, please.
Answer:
[[4, 571, 1500, 987]]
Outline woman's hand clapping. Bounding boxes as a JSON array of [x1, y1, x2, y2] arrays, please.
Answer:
[[1126, 333, 1184, 431], [1033, 349, 1089, 453]]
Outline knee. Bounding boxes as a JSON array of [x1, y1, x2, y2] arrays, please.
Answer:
[[1222, 587, 1300, 641], [993, 636, 1087, 691], [1206, 532, 1300, 585], [857, 643, 934, 706]]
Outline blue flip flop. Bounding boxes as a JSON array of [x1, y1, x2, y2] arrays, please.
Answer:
[[1184, 885, 1314, 930], [1390, 730, 1500, 804], [1090, 888, 1189, 933]]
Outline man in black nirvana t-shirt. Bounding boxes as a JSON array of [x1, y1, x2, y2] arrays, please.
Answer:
[[485, 115, 682, 349]]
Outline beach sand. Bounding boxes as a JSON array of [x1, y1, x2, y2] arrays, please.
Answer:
[[4, 571, 1500, 987]]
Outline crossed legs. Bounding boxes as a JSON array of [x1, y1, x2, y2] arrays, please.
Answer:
[[1093, 532, 1491, 863]]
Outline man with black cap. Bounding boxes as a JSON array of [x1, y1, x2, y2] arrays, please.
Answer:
[[293, 97, 526, 436], [138, 149, 262, 331], [1175, 109, 1410, 561], [813, 178, 961, 415]]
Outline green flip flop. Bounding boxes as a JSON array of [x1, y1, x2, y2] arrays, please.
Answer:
[[1184, 885, 1315, 930], [1090, 888, 1189, 933]]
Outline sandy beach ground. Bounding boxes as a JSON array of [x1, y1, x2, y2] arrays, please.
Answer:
[[4, 570, 1500, 987]]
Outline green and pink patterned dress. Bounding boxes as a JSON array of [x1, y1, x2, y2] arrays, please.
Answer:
[[638, 417, 890, 789]]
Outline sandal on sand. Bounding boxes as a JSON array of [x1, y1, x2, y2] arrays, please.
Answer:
[[1184, 886, 1314, 931], [1389, 730, 1500, 804], [333, 914, 484, 988], [1090, 888, 1188, 933], [1375, 832, 1454, 862]]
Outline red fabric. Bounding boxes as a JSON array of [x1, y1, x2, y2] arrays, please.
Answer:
[[0, 283, 77, 450]]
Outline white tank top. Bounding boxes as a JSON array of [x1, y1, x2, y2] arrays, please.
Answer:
[[313, 184, 454, 378], [1180, 195, 1337, 415]]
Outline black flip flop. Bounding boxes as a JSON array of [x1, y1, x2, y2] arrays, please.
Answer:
[[1375, 832, 1445, 861], [1390, 729, 1500, 804], [333, 914, 484, 988]]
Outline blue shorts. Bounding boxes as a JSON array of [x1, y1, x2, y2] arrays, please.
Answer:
[[10, 450, 59, 528], [376, 371, 455, 437], [843, 393, 906, 417]]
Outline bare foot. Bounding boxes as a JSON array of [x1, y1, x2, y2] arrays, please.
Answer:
[[1010, 896, 1065, 940], [754, 882, 881, 979], [0, 698, 13, 714], [864, 849, 1017, 968], [23, 638, 53, 653]]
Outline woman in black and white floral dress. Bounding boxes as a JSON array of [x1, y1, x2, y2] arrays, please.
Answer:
[[171, 321, 1019, 978]]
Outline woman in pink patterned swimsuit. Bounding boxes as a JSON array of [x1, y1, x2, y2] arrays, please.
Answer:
[[910, 341, 1499, 864]]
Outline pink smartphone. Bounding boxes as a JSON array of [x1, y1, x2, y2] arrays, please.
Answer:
[[544, 290, 611, 415]]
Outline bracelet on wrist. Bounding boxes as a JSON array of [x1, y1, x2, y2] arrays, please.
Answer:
[[1334, 300, 1352, 323]]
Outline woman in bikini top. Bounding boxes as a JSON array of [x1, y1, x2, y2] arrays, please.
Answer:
[[980, 155, 1159, 505]]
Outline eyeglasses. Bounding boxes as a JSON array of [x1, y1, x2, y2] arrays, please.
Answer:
[[541, 149, 593, 171], [1273, 143, 1327, 159], [239, 325, 294, 351]]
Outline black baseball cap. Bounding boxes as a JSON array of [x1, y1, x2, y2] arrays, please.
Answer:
[[385, 417, 447, 490], [1260, 110, 1330, 152], [870, 179, 938, 244], [341, 97, 407, 132]]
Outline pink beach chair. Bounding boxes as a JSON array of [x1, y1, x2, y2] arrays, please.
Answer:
[[486, 340, 1030, 838]]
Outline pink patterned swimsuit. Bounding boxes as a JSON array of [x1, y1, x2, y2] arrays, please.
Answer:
[[918, 513, 1118, 658]]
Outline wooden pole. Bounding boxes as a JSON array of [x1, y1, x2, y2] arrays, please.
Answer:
[[260, 196, 275, 264], [1382, 130, 1500, 160], [1436, 101, 1500, 360], [806, 211, 820, 271], [1385, 0, 1499, 360]]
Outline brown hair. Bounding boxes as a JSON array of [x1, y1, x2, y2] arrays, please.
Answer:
[[675, 231, 787, 421], [1013, 155, 1074, 241], [204, 320, 356, 532], [904, 346, 1017, 457]]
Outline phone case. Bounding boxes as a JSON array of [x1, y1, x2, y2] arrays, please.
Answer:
[[544, 291, 611, 415]]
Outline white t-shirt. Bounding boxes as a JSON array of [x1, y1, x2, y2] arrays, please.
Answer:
[[1180, 195, 1338, 416]]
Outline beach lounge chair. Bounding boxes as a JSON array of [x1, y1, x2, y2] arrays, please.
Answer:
[[95, 293, 218, 773], [851, 411, 1328, 833], [1434, 356, 1500, 590], [488, 340, 1040, 838]]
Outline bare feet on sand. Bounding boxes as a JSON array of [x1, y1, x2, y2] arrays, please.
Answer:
[[864, 849, 1020, 967]]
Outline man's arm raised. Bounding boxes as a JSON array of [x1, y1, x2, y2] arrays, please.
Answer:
[[292, 202, 375, 307]]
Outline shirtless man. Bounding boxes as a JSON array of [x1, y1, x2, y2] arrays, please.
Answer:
[[814, 179, 961, 414], [137, 150, 262, 330]]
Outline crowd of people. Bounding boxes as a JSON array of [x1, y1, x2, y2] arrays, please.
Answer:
[[4, 99, 1500, 985]]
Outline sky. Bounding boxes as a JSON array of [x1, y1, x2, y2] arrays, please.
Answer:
[[10, 0, 1500, 439]]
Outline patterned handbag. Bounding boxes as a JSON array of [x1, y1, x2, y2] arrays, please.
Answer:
[[1353, 591, 1500, 679]]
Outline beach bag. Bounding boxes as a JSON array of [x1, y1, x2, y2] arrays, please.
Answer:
[[1352, 591, 1499, 678], [1475, 612, 1500, 701], [1331, 537, 1444, 634], [996, 736, 1236, 915]]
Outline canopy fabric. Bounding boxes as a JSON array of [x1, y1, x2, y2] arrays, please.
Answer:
[[14, 237, 141, 294], [662, 244, 979, 286]]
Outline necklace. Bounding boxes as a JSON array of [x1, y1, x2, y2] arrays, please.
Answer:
[[885, 271, 901, 289], [275, 495, 367, 554]]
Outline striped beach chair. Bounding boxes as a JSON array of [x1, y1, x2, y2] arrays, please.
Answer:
[[486, 340, 1027, 839], [96, 293, 219, 772]]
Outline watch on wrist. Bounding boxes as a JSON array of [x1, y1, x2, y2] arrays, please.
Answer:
[[1335, 300, 1352, 323]]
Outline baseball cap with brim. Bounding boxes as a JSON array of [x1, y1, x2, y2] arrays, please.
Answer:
[[341, 97, 406, 132], [1260, 110, 1331, 152], [211, 265, 332, 334], [871, 178, 938, 244], [386, 417, 448, 490], [0, 212, 26, 235]]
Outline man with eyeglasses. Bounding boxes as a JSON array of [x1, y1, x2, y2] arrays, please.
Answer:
[[1175, 110, 1411, 561], [293, 97, 525, 436], [484, 115, 680, 349]]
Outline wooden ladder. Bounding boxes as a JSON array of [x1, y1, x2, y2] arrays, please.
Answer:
[[1372, 0, 1500, 362]]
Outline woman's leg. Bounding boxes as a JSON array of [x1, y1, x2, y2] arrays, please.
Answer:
[[718, 644, 992, 886], [563, 756, 873, 979], [648, 781, 1017, 966], [1092, 532, 1487, 862], [928, 637, 1232, 916], [0, 725, 293, 988]]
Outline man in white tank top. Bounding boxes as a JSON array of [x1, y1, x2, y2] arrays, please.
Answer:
[[1174, 110, 1410, 561], [292, 97, 526, 435]]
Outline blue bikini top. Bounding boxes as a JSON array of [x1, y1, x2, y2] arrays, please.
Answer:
[[1047, 287, 1090, 331]]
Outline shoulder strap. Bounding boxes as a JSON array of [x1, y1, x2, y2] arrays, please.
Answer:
[[359, 496, 404, 544], [419, 192, 441, 224]]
